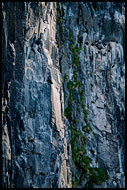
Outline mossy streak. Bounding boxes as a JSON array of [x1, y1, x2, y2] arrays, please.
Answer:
[[58, 5, 108, 187]]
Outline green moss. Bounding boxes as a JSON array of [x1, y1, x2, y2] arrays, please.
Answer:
[[67, 80, 74, 90], [84, 114, 88, 124], [69, 41, 75, 51], [72, 139, 79, 153], [73, 71, 78, 81], [73, 50, 80, 64], [72, 173, 80, 187], [69, 44, 80, 69], [80, 156, 92, 169], [68, 91, 75, 105], [75, 80, 82, 88], [60, 17, 63, 23], [64, 107, 72, 120], [67, 81, 76, 104], [62, 29, 108, 187], [63, 74, 68, 82], [87, 168, 108, 188], [69, 31, 72, 38], [83, 124, 92, 133]]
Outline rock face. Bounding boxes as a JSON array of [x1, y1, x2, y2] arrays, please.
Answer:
[[2, 2, 125, 188]]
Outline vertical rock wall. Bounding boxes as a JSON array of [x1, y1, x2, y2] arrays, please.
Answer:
[[2, 2, 125, 188], [2, 2, 70, 188], [57, 2, 125, 188]]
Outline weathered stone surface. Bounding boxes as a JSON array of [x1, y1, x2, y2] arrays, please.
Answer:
[[2, 2, 125, 188], [2, 2, 70, 188], [57, 2, 125, 188]]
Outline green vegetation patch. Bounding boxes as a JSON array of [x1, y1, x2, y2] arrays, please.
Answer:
[[87, 167, 108, 188], [64, 107, 72, 120], [59, 12, 108, 187]]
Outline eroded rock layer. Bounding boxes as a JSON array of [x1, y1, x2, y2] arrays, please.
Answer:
[[2, 2, 125, 188]]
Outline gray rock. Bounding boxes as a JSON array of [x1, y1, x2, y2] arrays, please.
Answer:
[[2, 2, 125, 189]]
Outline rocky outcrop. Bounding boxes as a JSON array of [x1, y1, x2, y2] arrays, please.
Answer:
[[57, 2, 125, 188], [2, 2, 125, 188], [2, 2, 70, 188]]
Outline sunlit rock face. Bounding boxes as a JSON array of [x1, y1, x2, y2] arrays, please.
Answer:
[[2, 2, 125, 188], [2, 2, 70, 188]]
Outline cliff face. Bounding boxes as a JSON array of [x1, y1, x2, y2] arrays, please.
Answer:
[[2, 2, 125, 188]]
